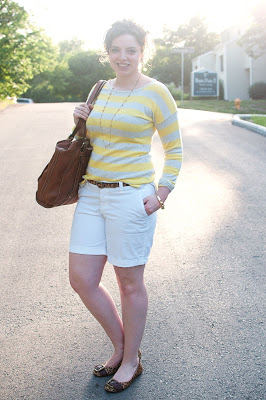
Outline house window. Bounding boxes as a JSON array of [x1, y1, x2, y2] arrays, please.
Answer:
[[220, 55, 224, 72]]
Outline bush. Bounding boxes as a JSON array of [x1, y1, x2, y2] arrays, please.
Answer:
[[249, 82, 266, 99], [166, 83, 180, 100], [166, 83, 190, 100], [219, 79, 224, 100]]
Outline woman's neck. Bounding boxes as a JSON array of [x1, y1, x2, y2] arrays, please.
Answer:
[[113, 72, 142, 91]]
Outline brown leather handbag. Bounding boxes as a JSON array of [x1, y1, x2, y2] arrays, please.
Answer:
[[36, 80, 106, 208]]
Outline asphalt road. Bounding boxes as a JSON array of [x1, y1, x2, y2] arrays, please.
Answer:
[[0, 103, 265, 400]]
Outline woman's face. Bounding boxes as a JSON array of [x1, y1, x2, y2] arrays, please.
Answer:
[[108, 34, 143, 77]]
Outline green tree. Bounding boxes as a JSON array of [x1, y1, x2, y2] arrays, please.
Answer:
[[0, 0, 58, 99], [148, 16, 220, 89], [24, 49, 114, 102], [163, 16, 220, 57], [59, 38, 85, 59], [239, 2, 266, 58], [23, 61, 73, 102], [67, 50, 114, 101], [148, 39, 180, 86]]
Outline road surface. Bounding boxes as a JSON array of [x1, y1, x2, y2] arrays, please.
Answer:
[[0, 103, 265, 399]]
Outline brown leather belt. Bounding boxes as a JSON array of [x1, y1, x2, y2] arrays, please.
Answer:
[[87, 179, 130, 189]]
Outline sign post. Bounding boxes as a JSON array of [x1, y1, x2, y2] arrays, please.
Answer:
[[172, 47, 194, 102]]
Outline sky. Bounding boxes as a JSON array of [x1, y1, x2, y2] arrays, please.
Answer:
[[16, 0, 262, 50]]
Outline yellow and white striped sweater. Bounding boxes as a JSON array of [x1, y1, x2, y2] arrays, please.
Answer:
[[83, 80, 182, 191]]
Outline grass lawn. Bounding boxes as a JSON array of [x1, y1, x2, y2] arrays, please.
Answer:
[[177, 99, 266, 115], [250, 115, 266, 127]]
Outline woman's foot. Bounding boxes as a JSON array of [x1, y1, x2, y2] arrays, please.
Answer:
[[112, 357, 139, 382], [93, 349, 123, 377], [104, 360, 143, 392], [93, 349, 142, 377]]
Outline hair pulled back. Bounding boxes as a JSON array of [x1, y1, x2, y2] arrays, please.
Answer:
[[101, 19, 148, 61]]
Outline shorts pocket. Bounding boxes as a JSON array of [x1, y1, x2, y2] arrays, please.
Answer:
[[137, 183, 156, 217], [137, 191, 148, 217]]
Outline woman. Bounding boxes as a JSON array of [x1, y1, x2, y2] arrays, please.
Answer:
[[69, 19, 183, 393]]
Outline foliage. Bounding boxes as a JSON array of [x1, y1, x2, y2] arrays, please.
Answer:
[[24, 51, 114, 102], [166, 83, 190, 100], [23, 61, 73, 102], [0, 97, 14, 110], [1, 3, 221, 103], [219, 80, 224, 100], [0, 0, 58, 100], [148, 41, 180, 86], [148, 16, 220, 88], [162, 16, 220, 57], [59, 38, 85, 60], [248, 82, 266, 99], [67, 51, 114, 101], [239, 2, 266, 58]]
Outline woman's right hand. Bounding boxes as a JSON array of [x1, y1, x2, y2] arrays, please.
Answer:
[[73, 103, 94, 125]]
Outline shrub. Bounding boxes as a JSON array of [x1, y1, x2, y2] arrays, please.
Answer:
[[166, 83, 180, 100], [166, 83, 190, 100], [219, 79, 224, 100], [249, 82, 266, 99]]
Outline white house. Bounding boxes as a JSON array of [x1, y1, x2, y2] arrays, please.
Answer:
[[192, 27, 266, 101]]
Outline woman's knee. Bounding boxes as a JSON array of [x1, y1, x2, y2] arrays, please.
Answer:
[[114, 265, 146, 297], [69, 268, 102, 295], [117, 277, 146, 297], [69, 253, 106, 294], [69, 269, 86, 293]]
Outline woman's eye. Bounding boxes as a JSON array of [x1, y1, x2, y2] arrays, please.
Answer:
[[111, 48, 119, 53], [128, 49, 136, 54]]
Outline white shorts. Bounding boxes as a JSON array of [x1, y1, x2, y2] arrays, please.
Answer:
[[69, 181, 157, 268]]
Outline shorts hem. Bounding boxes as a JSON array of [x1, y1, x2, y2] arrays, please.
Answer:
[[69, 246, 107, 256], [108, 256, 149, 268]]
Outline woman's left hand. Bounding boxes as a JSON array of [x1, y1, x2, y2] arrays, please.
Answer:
[[143, 195, 161, 215], [143, 186, 170, 215]]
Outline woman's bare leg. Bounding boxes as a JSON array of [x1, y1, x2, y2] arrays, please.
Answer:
[[69, 253, 124, 366], [112, 264, 148, 382]]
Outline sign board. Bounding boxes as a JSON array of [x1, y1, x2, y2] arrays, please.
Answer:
[[172, 47, 194, 54], [191, 70, 219, 97]]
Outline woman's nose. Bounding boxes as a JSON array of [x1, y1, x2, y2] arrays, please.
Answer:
[[118, 50, 127, 60]]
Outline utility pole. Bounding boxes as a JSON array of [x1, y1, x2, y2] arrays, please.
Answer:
[[172, 47, 194, 103]]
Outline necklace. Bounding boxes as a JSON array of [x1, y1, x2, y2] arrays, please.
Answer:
[[99, 73, 141, 147]]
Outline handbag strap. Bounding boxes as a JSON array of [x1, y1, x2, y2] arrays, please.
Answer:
[[70, 79, 106, 140]]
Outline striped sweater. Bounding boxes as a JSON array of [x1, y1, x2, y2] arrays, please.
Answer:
[[83, 80, 182, 191]]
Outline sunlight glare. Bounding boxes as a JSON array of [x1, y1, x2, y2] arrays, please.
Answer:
[[16, 0, 261, 49]]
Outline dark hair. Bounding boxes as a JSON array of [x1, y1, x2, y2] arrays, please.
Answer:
[[104, 19, 148, 53]]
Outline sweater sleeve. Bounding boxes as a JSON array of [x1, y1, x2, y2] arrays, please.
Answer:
[[154, 87, 183, 191]]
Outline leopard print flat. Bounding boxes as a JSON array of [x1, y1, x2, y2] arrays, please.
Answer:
[[104, 361, 143, 392], [93, 363, 121, 377], [93, 349, 142, 378]]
